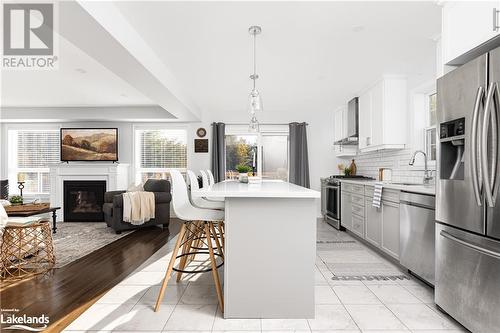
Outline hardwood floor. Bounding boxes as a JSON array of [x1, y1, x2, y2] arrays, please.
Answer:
[[0, 220, 182, 332]]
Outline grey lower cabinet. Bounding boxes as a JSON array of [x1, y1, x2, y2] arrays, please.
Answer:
[[341, 191, 352, 230], [341, 183, 401, 260], [365, 197, 382, 247], [381, 200, 400, 259]]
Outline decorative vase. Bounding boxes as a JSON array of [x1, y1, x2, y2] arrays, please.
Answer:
[[349, 159, 357, 176], [239, 173, 249, 183]]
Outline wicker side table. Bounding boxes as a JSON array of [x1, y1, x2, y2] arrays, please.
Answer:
[[0, 221, 55, 281]]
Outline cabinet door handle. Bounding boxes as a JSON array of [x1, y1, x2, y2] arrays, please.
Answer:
[[494, 8, 499, 32]]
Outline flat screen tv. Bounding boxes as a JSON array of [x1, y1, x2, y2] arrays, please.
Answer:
[[60, 128, 118, 162]]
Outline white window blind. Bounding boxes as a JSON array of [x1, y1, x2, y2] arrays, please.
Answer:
[[9, 129, 60, 194], [16, 131, 60, 167], [135, 129, 187, 183]]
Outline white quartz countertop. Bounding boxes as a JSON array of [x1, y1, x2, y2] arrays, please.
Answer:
[[339, 179, 436, 196], [192, 180, 321, 199]]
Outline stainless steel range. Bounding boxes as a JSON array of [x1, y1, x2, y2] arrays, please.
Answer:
[[321, 175, 374, 229]]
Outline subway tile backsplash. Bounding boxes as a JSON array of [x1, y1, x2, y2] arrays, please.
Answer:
[[339, 148, 436, 183]]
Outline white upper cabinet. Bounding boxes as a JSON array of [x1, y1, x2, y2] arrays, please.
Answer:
[[442, 1, 500, 65], [358, 91, 372, 150], [358, 76, 407, 152]]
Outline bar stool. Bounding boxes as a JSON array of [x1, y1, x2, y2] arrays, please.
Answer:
[[186, 170, 224, 210], [206, 169, 216, 185], [155, 170, 225, 313], [200, 170, 210, 188]]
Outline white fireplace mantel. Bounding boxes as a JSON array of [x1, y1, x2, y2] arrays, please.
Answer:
[[49, 163, 129, 222]]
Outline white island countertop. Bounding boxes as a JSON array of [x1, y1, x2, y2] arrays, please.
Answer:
[[192, 180, 320, 199]]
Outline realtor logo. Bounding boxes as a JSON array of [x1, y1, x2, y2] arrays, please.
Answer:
[[2, 2, 58, 69]]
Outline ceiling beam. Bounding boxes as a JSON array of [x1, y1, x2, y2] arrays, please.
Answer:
[[56, 1, 200, 121]]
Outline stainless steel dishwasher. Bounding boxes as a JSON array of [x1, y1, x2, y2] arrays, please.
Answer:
[[400, 191, 436, 285]]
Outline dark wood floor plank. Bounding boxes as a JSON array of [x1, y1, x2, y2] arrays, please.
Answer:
[[0, 220, 181, 332]]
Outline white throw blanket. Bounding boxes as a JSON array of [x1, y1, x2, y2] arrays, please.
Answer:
[[372, 182, 383, 208], [122, 191, 155, 225]]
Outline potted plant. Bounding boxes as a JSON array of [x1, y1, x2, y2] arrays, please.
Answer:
[[9, 195, 23, 205], [235, 164, 252, 183]]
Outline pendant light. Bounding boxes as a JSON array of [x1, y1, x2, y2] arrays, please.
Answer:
[[248, 25, 262, 132]]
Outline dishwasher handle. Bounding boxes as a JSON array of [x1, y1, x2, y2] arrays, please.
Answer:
[[400, 201, 435, 211]]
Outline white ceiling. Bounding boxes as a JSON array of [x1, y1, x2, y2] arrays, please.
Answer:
[[113, 1, 441, 117], [1, 31, 153, 107], [1, 1, 441, 120]]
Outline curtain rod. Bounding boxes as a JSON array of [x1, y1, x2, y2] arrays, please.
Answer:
[[213, 122, 309, 126]]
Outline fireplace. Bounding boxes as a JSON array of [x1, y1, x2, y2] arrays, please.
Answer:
[[64, 180, 106, 222]]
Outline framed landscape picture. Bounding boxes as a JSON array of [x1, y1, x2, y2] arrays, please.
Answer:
[[60, 128, 118, 161]]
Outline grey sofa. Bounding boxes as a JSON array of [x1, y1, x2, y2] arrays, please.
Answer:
[[103, 179, 171, 234]]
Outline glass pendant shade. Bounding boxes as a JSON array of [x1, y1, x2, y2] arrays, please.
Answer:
[[249, 115, 259, 133], [248, 88, 263, 113]]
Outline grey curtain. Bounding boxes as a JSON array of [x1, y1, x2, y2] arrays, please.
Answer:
[[289, 122, 310, 188], [211, 122, 226, 182]]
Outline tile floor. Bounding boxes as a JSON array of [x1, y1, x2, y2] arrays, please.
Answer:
[[64, 220, 467, 333]]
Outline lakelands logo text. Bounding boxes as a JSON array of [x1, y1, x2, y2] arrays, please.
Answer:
[[1, 312, 49, 331], [2, 2, 58, 69]]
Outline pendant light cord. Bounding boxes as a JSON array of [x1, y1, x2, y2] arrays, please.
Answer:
[[253, 31, 257, 90]]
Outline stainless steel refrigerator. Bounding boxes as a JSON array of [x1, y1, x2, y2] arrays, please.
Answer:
[[436, 46, 500, 333]]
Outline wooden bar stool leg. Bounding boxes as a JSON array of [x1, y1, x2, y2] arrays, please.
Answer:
[[188, 222, 202, 264], [205, 222, 224, 313], [177, 222, 197, 282], [217, 222, 225, 251], [210, 223, 224, 258], [155, 223, 187, 312]]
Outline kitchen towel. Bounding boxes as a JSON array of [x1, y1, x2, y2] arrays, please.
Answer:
[[372, 182, 383, 208]]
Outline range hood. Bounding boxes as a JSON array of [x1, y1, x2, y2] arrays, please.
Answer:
[[335, 97, 359, 145]]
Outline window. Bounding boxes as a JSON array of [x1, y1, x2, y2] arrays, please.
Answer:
[[225, 135, 258, 179], [424, 93, 437, 162], [8, 129, 60, 195], [134, 128, 187, 183], [224, 126, 289, 181]]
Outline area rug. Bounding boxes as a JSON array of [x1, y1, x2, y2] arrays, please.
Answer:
[[52, 223, 132, 268]]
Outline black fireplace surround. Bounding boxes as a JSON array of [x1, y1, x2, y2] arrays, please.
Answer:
[[64, 180, 106, 222]]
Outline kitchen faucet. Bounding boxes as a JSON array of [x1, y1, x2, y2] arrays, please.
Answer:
[[409, 150, 433, 185]]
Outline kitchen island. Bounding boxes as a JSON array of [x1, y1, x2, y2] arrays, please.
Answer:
[[192, 180, 320, 319]]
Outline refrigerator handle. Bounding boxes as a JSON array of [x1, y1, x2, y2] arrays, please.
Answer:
[[471, 86, 484, 206], [482, 82, 499, 207], [441, 230, 500, 260]]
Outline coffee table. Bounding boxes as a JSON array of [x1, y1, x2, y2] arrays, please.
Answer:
[[7, 207, 61, 234]]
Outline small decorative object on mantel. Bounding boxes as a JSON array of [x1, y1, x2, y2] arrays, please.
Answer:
[[194, 139, 209, 153], [344, 167, 352, 176], [196, 127, 207, 138], [236, 164, 252, 183], [349, 159, 357, 176]]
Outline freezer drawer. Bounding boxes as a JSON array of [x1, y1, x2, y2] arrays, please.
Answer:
[[435, 223, 500, 333]]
